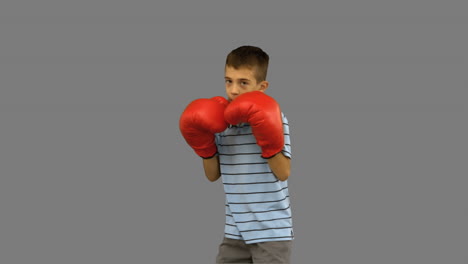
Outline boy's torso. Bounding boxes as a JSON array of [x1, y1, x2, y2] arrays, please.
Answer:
[[215, 113, 293, 244]]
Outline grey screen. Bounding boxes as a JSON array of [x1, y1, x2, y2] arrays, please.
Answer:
[[0, 1, 466, 263]]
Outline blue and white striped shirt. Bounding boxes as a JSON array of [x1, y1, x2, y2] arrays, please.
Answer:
[[215, 112, 293, 244]]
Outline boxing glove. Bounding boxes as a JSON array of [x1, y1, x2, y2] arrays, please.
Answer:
[[179, 96, 229, 158], [224, 91, 284, 159]]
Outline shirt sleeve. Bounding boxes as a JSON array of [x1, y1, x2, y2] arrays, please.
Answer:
[[281, 112, 292, 159], [214, 132, 221, 155], [214, 133, 219, 146]]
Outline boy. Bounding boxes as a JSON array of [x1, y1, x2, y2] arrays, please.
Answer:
[[180, 46, 293, 263]]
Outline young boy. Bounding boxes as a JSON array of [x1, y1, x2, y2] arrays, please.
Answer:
[[180, 46, 293, 263]]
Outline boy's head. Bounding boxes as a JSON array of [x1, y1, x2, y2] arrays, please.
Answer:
[[224, 45, 270, 101]]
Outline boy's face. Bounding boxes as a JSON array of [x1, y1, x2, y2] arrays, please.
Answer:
[[224, 65, 269, 102]]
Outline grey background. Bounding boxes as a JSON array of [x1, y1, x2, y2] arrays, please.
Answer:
[[0, 1, 467, 263]]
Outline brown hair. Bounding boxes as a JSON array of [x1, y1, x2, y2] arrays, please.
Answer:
[[225, 45, 269, 83]]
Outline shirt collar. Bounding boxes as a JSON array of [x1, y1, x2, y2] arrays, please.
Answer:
[[228, 122, 249, 128]]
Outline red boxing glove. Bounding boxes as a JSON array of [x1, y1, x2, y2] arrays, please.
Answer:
[[224, 91, 284, 159], [179, 96, 229, 158]]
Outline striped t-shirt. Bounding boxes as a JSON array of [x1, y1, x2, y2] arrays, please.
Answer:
[[215, 112, 293, 244]]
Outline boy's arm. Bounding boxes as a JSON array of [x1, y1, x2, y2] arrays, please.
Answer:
[[203, 155, 221, 182], [224, 91, 291, 181], [268, 152, 291, 181]]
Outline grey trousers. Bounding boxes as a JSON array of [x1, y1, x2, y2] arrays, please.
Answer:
[[216, 237, 292, 264]]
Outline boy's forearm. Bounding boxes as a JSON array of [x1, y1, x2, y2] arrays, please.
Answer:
[[203, 155, 221, 182], [267, 152, 291, 181]]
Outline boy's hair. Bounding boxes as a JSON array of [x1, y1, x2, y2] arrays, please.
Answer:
[[225, 45, 269, 83]]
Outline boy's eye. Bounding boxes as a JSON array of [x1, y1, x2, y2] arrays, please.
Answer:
[[225, 80, 232, 84], [241, 82, 248, 86]]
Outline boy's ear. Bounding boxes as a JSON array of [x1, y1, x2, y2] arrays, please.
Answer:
[[258, 80, 269, 92]]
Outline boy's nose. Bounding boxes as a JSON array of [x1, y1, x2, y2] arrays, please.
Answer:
[[231, 85, 240, 94]]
